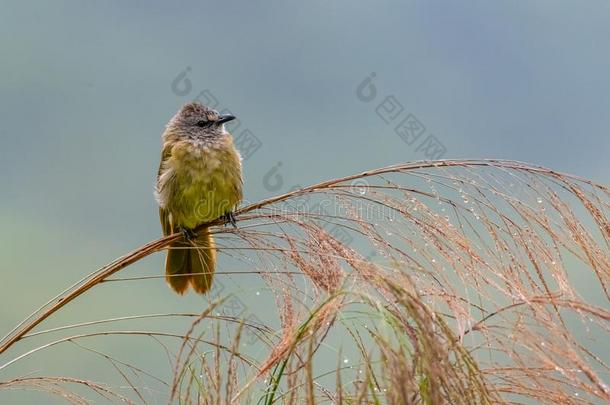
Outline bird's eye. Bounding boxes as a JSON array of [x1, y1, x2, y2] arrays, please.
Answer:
[[196, 120, 209, 127]]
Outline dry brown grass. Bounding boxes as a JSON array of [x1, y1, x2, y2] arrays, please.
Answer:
[[0, 159, 608, 404]]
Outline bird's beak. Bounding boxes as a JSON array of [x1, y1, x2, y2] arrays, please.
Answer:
[[217, 114, 236, 124]]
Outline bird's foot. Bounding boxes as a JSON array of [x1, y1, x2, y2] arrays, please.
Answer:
[[180, 227, 197, 241], [221, 211, 237, 228]]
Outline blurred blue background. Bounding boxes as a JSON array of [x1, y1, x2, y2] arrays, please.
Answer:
[[1, 1, 609, 403]]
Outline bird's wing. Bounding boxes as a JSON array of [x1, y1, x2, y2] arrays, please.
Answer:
[[157, 144, 174, 236], [159, 207, 172, 236]]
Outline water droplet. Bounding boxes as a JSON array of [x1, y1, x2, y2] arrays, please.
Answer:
[[343, 358, 349, 364]]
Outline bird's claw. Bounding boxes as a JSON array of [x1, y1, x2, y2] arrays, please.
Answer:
[[222, 211, 237, 228], [180, 227, 197, 241]]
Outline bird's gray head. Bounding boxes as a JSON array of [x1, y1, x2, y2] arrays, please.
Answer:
[[167, 102, 236, 141]]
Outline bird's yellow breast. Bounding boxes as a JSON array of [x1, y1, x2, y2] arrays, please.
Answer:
[[160, 137, 242, 229]]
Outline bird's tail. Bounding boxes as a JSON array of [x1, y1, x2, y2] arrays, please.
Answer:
[[165, 227, 216, 295]]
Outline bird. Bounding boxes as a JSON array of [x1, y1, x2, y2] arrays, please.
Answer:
[[155, 102, 243, 294]]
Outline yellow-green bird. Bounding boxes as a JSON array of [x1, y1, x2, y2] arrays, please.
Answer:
[[155, 102, 243, 294]]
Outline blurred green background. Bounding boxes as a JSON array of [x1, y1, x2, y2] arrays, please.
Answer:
[[1, 1, 609, 403]]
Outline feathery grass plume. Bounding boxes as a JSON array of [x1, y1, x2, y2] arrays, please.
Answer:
[[0, 160, 608, 404]]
